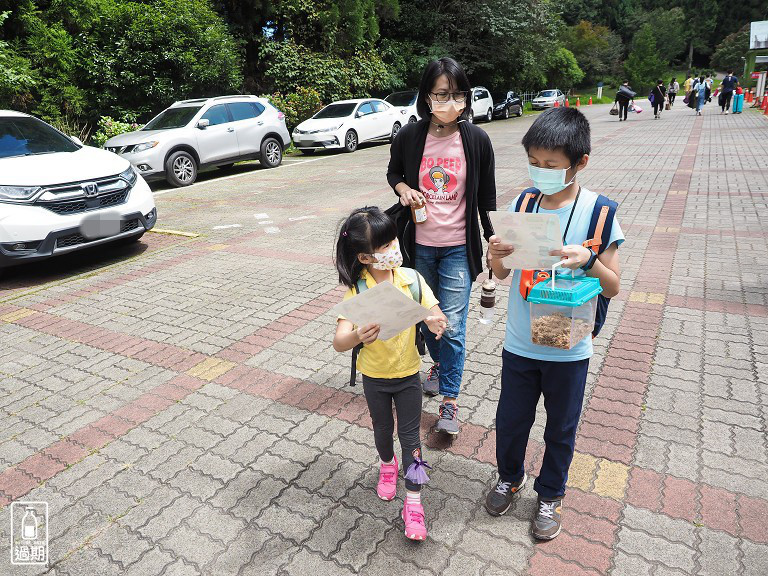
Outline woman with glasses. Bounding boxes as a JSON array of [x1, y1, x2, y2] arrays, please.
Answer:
[[387, 57, 497, 436]]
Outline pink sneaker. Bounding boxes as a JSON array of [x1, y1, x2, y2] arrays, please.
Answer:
[[402, 499, 428, 540], [377, 456, 398, 501]]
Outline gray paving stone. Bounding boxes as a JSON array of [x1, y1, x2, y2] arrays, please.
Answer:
[[621, 505, 696, 546], [611, 551, 655, 576], [161, 524, 226, 568], [616, 526, 696, 573], [124, 546, 175, 576], [697, 526, 740, 576]]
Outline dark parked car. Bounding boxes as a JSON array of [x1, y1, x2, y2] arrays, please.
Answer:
[[492, 91, 524, 119]]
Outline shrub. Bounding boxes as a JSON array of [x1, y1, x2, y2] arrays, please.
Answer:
[[265, 87, 324, 132], [91, 115, 140, 148]]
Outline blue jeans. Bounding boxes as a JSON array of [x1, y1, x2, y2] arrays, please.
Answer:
[[414, 244, 472, 399]]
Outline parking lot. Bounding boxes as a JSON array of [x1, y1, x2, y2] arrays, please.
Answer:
[[2, 104, 768, 575]]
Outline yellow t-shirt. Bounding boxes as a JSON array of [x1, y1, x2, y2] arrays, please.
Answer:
[[339, 267, 439, 379], [684, 77, 693, 92]]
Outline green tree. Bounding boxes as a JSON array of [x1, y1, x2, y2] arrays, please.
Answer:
[[561, 20, 624, 84], [545, 47, 585, 91], [680, 0, 719, 70], [0, 11, 35, 108], [710, 24, 750, 73], [630, 8, 686, 63], [624, 23, 666, 89]]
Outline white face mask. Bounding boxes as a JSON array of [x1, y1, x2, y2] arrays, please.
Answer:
[[370, 240, 403, 271], [527, 164, 576, 196]]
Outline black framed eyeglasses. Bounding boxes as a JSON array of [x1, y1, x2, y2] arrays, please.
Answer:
[[429, 91, 468, 104]]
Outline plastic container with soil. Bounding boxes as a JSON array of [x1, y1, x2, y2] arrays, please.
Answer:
[[527, 261, 602, 350]]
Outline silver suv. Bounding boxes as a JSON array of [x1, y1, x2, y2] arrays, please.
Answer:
[[104, 95, 290, 187]]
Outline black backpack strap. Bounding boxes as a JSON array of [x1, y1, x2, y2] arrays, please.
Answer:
[[400, 268, 427, 355], [349, 279, 367, 387]]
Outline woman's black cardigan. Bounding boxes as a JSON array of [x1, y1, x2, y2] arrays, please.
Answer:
[[386, 119, 496, 281]]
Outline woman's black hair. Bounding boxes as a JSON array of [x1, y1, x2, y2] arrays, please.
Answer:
[[521, 107, 591, 167], [334, 206, 397, 288], [416, 57, 473, 121]]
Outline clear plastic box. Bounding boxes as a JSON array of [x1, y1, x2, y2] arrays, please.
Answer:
[[527, 266, 602, 350]]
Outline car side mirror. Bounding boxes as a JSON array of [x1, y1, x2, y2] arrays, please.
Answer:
[[196, 119, 210, 129], [70, 136, 83, 146]]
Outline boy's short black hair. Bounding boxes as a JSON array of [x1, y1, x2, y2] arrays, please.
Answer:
[[416, 57, 472, 121], [521, 107, 591, 167]]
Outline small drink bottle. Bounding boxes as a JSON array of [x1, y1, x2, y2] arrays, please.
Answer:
[[411, 197, 427, 223], [479, 271, 496, 324]]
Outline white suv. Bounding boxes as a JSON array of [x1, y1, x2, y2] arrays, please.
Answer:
[[468, 87, 494, 123], [104, 95, 290, 187], [0, 111, 156, 270]]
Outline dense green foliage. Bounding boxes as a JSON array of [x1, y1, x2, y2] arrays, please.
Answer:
[[0, 0, 762, 139]]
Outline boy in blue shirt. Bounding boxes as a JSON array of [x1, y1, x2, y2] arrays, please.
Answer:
[[485, 107, 624, 540]]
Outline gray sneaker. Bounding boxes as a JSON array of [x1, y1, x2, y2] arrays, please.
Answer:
[[435, 402, 459, 435], [422, 364, 439, 396], [485, 473, 528, 516], [532, 497, 562, 540]]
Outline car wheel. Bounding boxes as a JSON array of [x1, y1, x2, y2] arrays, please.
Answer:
[[467, 110, 474, 124], [486, 108, 493, 122], [517, 105, 524, 117], [300, 149, 316, 155], [165, 151, 197, 187], [504, 108, 510, 119], [390, 122, 401, 142], [260, 137, 282, 168], [344, 130, 358, 153], [408, 116, 417, 124]]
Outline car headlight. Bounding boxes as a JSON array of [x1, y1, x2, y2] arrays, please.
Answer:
[[119, 165, 137, 187], [132, 141, 158, 154], [0, 185, 41, 202]]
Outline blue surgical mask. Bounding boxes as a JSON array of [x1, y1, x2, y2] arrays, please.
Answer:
[[527, 164, 576, 196]]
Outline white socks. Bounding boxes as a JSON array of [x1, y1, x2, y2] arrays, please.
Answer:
[[406, 491, 421, 504]]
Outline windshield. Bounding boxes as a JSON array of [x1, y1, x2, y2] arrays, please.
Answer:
[[492, 93, 508, 102], [538, 91, 556, 98], [385, 92, 417, 107], [314, 103, 357, 119], [0, 117, 79, 159], [143, 106, 202, 130]]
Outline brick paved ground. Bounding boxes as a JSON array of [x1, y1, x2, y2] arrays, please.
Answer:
[[1, 103, 767, 575]]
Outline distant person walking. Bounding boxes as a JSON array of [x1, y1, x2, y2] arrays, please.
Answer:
[[690, 75, 708, 116], [684, 74, 694, 99], [651, 80, 667, 119], [668, 78, 679, 107], [615, 81, 635, 122], [719, 70, 738, 114]]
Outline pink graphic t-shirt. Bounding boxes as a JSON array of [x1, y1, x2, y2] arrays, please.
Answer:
[[416, 131, 467, 247]]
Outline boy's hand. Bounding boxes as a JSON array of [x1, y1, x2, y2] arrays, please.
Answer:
[[488, 235, 514, 262], [551, 245, 592, 269], [425, 315, 448, 340], [356, 323, 380, 344]]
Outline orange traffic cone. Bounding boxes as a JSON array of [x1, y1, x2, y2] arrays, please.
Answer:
[[747, 90, 752, 103], [762, 94, 768, 110], [576, 97, 581, 107], [564, 98, 570, 108], [554, 100, 559, 108], [588, 97, 593, 105]]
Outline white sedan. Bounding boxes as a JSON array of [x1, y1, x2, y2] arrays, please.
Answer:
[[292, 99, 401, 154]]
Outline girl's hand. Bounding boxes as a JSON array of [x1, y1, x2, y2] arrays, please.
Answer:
[[550, 245, 592, 269], [399, 187, 426, 207], [425, 315, 448, 340], [356, 323, 380, 344], [488, 235, 514, 262]]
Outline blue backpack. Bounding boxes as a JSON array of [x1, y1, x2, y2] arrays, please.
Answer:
[[514, 187, 618, 337], [349, 267, 426, 386]]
